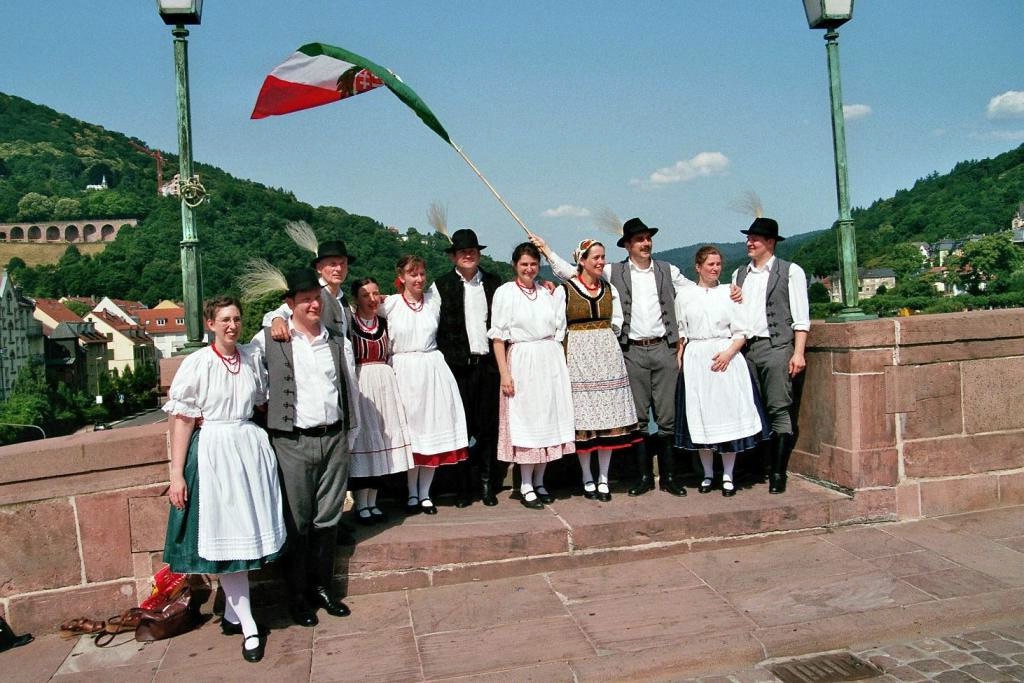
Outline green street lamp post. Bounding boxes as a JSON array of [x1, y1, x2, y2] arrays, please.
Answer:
[[158, 0, 207, 349], [803, 0, 874, 321]]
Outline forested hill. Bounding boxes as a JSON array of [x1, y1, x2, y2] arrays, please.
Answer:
[[0, 92, 511, 308], [790, 144, 1024, 277]]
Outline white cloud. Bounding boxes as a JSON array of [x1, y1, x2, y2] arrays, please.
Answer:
[[986, 91, 1024, 119], [630, 151, 730, 188], [843, 104, 872, 121], [541, 204, 591, 218]]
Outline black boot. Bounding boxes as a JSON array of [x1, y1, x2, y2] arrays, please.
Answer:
[[455, 460, 473, 508], [309, 526, 350, 617], [768, 434, 792, 494], [655, 435, 687, 497], [284, 534, 317, 627], [480, 455, 498, 506], [0, 617, 32, 653], [627, 439, 655, 496]]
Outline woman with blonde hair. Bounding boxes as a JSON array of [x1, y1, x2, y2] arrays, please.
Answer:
[[383, 255, 469, 514], [532, 236, 640, 501]]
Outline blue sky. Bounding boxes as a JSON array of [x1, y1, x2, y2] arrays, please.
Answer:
[[3, 1, 1022, 264]]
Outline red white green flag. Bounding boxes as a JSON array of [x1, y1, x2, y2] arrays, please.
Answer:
[[251, 42, 450, 144]]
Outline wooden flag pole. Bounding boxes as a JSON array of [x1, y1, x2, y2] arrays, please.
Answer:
[[450, 141, 533, 238]]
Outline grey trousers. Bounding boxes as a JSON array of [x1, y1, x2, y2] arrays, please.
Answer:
[[744, 338, 794, 435], [622, 339, 677, 436], [271, 428, 350, 535]]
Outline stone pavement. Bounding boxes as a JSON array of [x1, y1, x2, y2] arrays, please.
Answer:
[[3, 505, 1023, 682]]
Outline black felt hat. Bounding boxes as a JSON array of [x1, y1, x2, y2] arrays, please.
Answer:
[[741, 217, 785, 242], [445, 228, 487, 253], [284, 268, 322, 297], [617, 217, 659, 248], [312, 240, 356, 267]]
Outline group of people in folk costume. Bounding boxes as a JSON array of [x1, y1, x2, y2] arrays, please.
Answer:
[[161, 213, 809, 662]]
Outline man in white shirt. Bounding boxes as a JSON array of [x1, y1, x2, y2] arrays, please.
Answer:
[[732, 217, 810, 494], [253, 269, 356, 626]]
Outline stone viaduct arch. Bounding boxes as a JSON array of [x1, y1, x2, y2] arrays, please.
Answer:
[[0, 218, 138, 244]]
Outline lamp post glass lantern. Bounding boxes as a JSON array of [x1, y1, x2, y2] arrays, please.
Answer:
[[804, 0, 874, 321], [157, 0, 206, 350]]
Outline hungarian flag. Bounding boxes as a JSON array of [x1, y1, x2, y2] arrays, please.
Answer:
[[251, 42, 450, 144]]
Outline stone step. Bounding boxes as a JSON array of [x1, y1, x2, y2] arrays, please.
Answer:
[[323, 477, 893, 597]]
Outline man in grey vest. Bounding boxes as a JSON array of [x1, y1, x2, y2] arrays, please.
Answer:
[[732, 217, 809, 494], [251, 269, 355, 626], [544, 217, 694, 496]]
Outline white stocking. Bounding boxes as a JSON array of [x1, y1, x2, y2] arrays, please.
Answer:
[[417, 466, 436, 501], [519, 463, 536, 495], [533, 462, 548, 488], [366, 488, 378, 508], [407, 468, 419, 499], [597, 449, 612, 484], [577, 453, 594, 485], [721, 452, 737, 482], [354, 488, 369, 509], [219, 571, 257, 642], [699, 449, 715, 479]]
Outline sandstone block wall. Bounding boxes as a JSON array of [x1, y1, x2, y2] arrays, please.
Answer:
[[793, 309, 1024, 518]]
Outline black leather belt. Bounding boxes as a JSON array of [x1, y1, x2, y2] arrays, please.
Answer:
[[290, 420, 343, 437], [628, 337, 666, 347], [465, 353, 490, 365]]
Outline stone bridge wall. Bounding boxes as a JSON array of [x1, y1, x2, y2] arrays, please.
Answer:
[[793, 309, 1024, 520], [1, 309, 1022, 634], [0, 218, 137, 243]]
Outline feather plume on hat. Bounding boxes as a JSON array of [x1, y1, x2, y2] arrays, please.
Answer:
[[427, 202, 451, 243], [237, 258, 288, 303], [730, 191, 764, 219], [594, 208, 623, 238], [285, 220, 320, 256]]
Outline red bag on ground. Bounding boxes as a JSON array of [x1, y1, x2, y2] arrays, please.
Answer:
[[139, 566, 188, 610]]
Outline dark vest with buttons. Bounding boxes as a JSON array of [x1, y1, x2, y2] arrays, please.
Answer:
[[320, 287, 353, 341], [263, 327, 352, 432], [735, 257, 795, 348], [434, 267, 502, 367], [608, 259, 679, 346]]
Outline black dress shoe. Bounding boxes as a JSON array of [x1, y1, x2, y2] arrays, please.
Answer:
[[355, 507, 375, 526], [582, 482, 597, 499], [369, 506, 387, 522], [242, 633, 266, 663], [406, 495, 421, 515], [454, 496, 472, 508], [596, 483, 612, 502], [310, 586, 351, 617], [481, 482, 499, 507], [698, 478, 713, 494], [289, 597, 318, 627], [628, 474, 655, 497], [659, 478, 687, 497], [721, 480, 737, 497], [535, 487, 555, 505], [769, 474, 787, 494], [520, 491, 544, 509], [420, 498, 438, 515]]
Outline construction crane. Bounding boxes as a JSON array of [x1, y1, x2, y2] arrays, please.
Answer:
[[128, 140, 164, 197]]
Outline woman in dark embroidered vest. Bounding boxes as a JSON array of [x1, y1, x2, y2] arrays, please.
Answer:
[[382, 255, 469, 515], [347, 277, 415, 525], [163, 296, 286, 662], [536, 237, 641, 501]]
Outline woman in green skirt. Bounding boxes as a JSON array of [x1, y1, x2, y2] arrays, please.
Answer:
[[163, 296, 286, 663]]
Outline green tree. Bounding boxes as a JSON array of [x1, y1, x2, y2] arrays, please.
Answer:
[[52, 196, 82, 220], [16, 191, 54, 220], [952, 233, 1024, 294], [808, 281, 831, 304]]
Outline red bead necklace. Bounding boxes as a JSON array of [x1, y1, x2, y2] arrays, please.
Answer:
[[355, 314, 378, 333], [211, 343, 241, 375], [402, 294, 424, 312], [516, 280, 538, 300]]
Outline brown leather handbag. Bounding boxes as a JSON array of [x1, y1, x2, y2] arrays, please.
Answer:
[[134, 590, 196, 642]]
